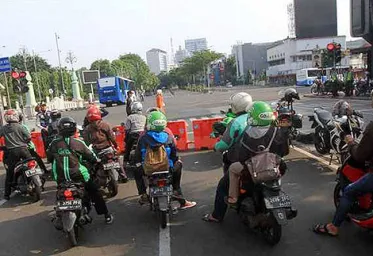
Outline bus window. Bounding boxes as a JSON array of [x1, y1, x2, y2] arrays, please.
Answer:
[[307, 70, 322, 78]]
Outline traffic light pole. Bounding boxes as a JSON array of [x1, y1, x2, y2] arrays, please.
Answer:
[[3, 73, 11, 108]]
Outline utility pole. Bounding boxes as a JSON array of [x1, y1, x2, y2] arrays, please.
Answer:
[[32, 50, 42, 102], [55, 33, 64, 95]]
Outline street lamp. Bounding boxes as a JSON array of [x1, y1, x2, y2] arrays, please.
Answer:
[[65, 51, 77, 71], [55, 33, 65, 95], [33, 49, 52, 102]]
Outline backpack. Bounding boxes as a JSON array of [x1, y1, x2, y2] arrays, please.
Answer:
[[243, 127, 281, 184], [143, 145, 170, 175]]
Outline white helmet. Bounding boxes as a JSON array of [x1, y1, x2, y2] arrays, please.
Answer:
[[229, 92, 253, 114], [131, 101, 143, 113], [156, 89, 162, 95]]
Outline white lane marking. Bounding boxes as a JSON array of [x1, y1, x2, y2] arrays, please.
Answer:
[[159, 215, 171, 256], [293, 146, 338, 172], [0, 191, 16, 207]]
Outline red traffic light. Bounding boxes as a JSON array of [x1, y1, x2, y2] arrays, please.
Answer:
[[327, 43, 335, 51], [19, 71, 27, 78], [11, 71, 20, 79]]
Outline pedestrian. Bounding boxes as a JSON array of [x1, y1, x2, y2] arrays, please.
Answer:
[[156, 89, 165, 113]]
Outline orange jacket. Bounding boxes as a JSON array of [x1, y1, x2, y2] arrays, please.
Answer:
[[156, 95, 165, 112]]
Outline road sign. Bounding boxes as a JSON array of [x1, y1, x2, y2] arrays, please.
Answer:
[[82, 70, 100, 84], [0, 57, 11, 73]]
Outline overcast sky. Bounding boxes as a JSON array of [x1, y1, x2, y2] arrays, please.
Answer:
[[0, 0, 351, 68]]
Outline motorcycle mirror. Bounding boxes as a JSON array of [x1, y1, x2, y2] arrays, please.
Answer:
[[220, 110, 226, 114], [120, 122, 125, 126]]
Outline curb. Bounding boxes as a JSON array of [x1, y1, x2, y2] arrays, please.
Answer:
[[303, 94, 371, 101]]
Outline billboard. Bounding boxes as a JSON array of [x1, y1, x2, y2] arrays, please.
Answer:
[[82, 70, 100, 84], [294, 0, 337, 39]]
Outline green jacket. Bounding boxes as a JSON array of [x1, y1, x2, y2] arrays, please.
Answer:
[[215, 114, 248, 153], [22, 124, 35, 150]]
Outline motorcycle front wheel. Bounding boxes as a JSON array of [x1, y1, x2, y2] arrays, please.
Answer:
[[314, 128, 330, 155]]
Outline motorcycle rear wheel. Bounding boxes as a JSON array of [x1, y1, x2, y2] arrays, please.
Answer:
[[263, 214, 282, 246], [333, 182, 342, 209], [68, 226, 78, 247], [314, 128, 330, 155], [107, 172, 118, 198]]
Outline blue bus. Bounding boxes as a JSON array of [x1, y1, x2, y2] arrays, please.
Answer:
[[97, 76, 134, 107]]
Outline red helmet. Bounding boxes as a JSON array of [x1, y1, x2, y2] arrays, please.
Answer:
[[86, 106, 101, 122]]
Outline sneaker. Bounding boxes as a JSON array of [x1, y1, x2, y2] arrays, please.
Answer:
[[180, 201, 197, 210], [105, 213, 114, 224], [138, 194, 149, 205]]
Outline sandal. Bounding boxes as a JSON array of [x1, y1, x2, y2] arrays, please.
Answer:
[[312, 224, 338, 237], [202, 214, 220, 223]]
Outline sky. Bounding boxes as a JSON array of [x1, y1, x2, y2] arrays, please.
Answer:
[[0, 0, 351, 68]]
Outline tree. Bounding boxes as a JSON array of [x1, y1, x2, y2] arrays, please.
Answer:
[[90, 59, 114, 77], [10, 54, 51, 72]]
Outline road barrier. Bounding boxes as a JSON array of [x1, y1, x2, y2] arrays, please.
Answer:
[[31, 132, 46, 158], [167, 120, 189, 151], [113, 125, 126, 154], [192, 117, 223, 151]]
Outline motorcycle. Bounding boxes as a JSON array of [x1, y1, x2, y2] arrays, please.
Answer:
[[310, 79, 326, 95], [333, 156, 373, 230], [1, 147, 44, 202], [309, 108, 364, 160], [147, 170, 173, 228], [355, 79, 373, 97], [238, 172, 297, 245], [210, 109, 236, 138], [94, 147, 120, 198], [53, 182, 92, 247]]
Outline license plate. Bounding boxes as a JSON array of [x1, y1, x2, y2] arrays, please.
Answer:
[[150, 186, 173, 197], [278, 120, 292, 127], [25, 168, 43, 177], [264, 193, 292, 209], [57, 199, 82, 211], [103, 162, 120, 170]]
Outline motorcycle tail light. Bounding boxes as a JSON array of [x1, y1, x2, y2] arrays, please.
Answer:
[[157, 179, 167, 188], [27, 160, 37, 169], [64, 190, 74, 200]]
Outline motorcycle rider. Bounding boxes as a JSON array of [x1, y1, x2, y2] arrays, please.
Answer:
[[82, 103, 109, 129], [46, 110, 62, 147], [214, 92, 253, 174], [35, 103, 50, 152], [226, 101, 289, 206], [203, 102, 289, 222], [123, 102, 146, 163], [83, 107, 127, 182], [126, 90, 137, 116], [133, 110, 196, 209], [47, 117, 114, 224], [0, 109, 32, 200], [313, 120, 373, 236], [344, 66, 354, 97]]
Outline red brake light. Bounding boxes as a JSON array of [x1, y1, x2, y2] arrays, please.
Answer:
[[64, 190, 74, 200], [157, 179, 167, 188], [27, 160, 36, 169]]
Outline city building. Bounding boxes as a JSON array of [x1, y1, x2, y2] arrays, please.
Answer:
[[294, 0, 337, 39], [146, 48, 168, 75], [185, 38, 208, 54], [266, 36, 347, 83], [346, 39, 371, 69], [232, 42, 274, 78], [174, 46, 191, 65]]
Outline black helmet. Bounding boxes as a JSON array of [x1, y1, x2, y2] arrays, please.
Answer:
[[284, 88, 300, 102], [50, 110, 62, 121], [58, 117, 77, 137]]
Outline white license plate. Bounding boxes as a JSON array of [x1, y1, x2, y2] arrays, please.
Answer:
[[103, 162, 120, 170], [57, 199, 82, 211], [25, 168, 43, 177], [264, 194, 292, 209], [150, 186, 173, 197]]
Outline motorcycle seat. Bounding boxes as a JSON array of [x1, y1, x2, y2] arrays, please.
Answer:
[[315, 109, 332, 124], [350, 209, 373, 221]]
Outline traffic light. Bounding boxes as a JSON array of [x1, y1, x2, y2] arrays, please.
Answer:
[[11, 70, 29, 94], [335, 43, 342, 63]]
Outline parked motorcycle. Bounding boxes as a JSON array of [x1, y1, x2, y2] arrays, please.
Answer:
[[333, 156, 373, 230], [53, 182, 92, 247], [94, 147, 120, 197], [147, 170, 173, 228], [355, 79, 373, 97], [309, 108, 364, 159], [238, 172, 297, 245]]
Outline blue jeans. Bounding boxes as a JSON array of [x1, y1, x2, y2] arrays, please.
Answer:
[[333, 173, 373, 227]]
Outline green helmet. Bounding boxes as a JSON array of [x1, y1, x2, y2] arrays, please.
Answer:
[[247, 101, 275, 126], [146, 111, 167, 132]]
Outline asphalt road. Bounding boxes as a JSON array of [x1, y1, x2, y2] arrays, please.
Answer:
[[1, 86, 372, 256]]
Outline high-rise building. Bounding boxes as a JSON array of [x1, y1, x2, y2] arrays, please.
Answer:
[[175, 46, 191, 65], [185, 38, 208, 54], [146, 48, 168, 75], [294, 0, 337, 39]]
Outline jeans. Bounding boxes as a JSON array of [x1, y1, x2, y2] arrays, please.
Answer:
[[333, 172, 373, 227], [85, 180, 109, 215], [212, 173, 229, 221]]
